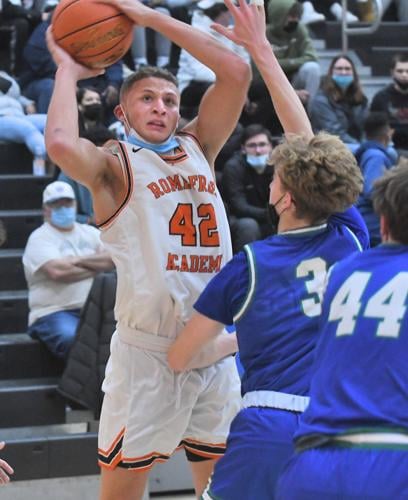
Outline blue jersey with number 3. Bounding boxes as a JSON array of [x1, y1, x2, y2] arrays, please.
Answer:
[[194, 207, 368, 396], [295, 244, 408, 444]]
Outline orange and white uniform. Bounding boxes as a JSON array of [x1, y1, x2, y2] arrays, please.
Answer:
[[97, 133, 241, 471]]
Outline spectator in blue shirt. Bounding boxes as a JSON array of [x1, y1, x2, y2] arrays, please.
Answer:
[[356, 112, 398, 246]]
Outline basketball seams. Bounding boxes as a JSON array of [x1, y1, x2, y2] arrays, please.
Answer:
[[52, 0, 82, 26], [77, 31, 132, 62], [51, 0, 133, 68], [53, 13, 126, 42]]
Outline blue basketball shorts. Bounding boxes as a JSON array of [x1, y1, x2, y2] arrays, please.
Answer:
[[203, 407, 302, 500], [276, 445, 408, 499]]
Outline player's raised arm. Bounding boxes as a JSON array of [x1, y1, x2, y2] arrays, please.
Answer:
[[213, 0, 313, 139], [45, 30, 118, 190], [98, 0, 251, 166]]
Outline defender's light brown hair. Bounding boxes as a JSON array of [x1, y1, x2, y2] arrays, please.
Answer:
[[372, 159, 408, 245], [271, 132, 363, 223]]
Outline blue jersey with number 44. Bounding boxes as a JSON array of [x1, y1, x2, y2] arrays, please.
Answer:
[[296, 243, 408, 445], [195, 207, 369, 396]]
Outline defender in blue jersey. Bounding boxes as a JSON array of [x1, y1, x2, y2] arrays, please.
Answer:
[[167, 1, 369, 498], [276, 163, 408, 500]]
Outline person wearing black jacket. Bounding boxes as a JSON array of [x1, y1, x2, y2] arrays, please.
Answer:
[[0, 0, 42, 74], [370, 53, 408, 154], [222, 124, 275, 252]]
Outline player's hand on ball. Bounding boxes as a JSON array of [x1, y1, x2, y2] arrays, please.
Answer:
[[46, 27, 105, 79], [0, 442, 13, 486], [97, 0, 151, 27]]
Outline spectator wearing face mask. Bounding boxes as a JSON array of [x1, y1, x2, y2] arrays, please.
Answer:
[[371, 54, 408, 154], [22, 181, 114, 360], [77, 87, 105, 135], [266, 0, 321, 110], [310, 54, 368, 152], [222, 124, 276, 253]]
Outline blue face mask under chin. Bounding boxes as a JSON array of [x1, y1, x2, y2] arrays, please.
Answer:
[[50, 206, 76, 229], [121, 107, 180, 154], [332, 74, 354, 90], [246, 153, 269, 171], [127, 128, 180, 154]]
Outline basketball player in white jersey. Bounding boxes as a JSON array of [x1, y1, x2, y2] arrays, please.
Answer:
[[45, 0, 251, 498]]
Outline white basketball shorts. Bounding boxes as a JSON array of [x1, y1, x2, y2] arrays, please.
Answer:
[[98, 332, 242, 471]]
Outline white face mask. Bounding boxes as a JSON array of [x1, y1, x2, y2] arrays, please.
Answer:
[[121, 107, 179, 154], [246, 153, 269, 171]]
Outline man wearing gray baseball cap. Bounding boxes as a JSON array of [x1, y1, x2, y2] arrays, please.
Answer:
[[22, 181, 114, 360]]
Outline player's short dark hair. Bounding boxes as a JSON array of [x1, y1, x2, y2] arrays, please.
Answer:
[[364, 112, 390, 140], [372, 160, 408, 244], [391, 53, 408, 70], [120, 66, 179, 102], [241, 124, 273, 146], [271, 132, 363, 223]]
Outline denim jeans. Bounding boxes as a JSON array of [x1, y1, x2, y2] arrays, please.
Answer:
[[28, 309, 81, 360], [0, 114, 47, 156]]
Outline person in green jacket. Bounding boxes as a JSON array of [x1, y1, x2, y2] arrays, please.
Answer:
[[266, 0, 320, 110]]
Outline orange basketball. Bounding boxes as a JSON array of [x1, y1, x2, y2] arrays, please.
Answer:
[[52, 0, 133, 69]]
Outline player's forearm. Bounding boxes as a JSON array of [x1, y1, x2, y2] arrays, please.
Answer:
[[144, 9, 249, 83], [250, 41, 313, 139], [185, 332, 238, 370], [168, 313, 223, 372], [45, 66, 81, 160]]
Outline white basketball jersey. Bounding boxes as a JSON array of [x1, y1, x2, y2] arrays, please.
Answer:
[[100, 133, 232, 349]]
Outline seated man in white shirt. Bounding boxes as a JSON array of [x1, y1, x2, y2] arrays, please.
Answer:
[[23, 181, 114, 360]]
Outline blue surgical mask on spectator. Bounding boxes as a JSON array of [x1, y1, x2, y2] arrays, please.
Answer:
[[246, 154, 269, 171], [51, 206, 76, 228], [332, 74, 354, 89]]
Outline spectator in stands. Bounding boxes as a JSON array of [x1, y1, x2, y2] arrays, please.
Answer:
[[0, 442, 13, 485], [0, 69, 47, 175], [310, 54, 368, 151], [23, 181, 114, 360], [243, 0, 320, 135], [19, 3, 57, 114], [19, 6, 123, 122], [223, 124, 275, 253], [0, 0, 42, 74], [131, 0, 172, 70], [78, 60, 123, 126], [266, 0, 321, 110], [356, 112, 397, 246], [370, 53, 408, 153], [76, 87, 105, 136], [177, 0, 249, 95], [58, 125, 116, 224]]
